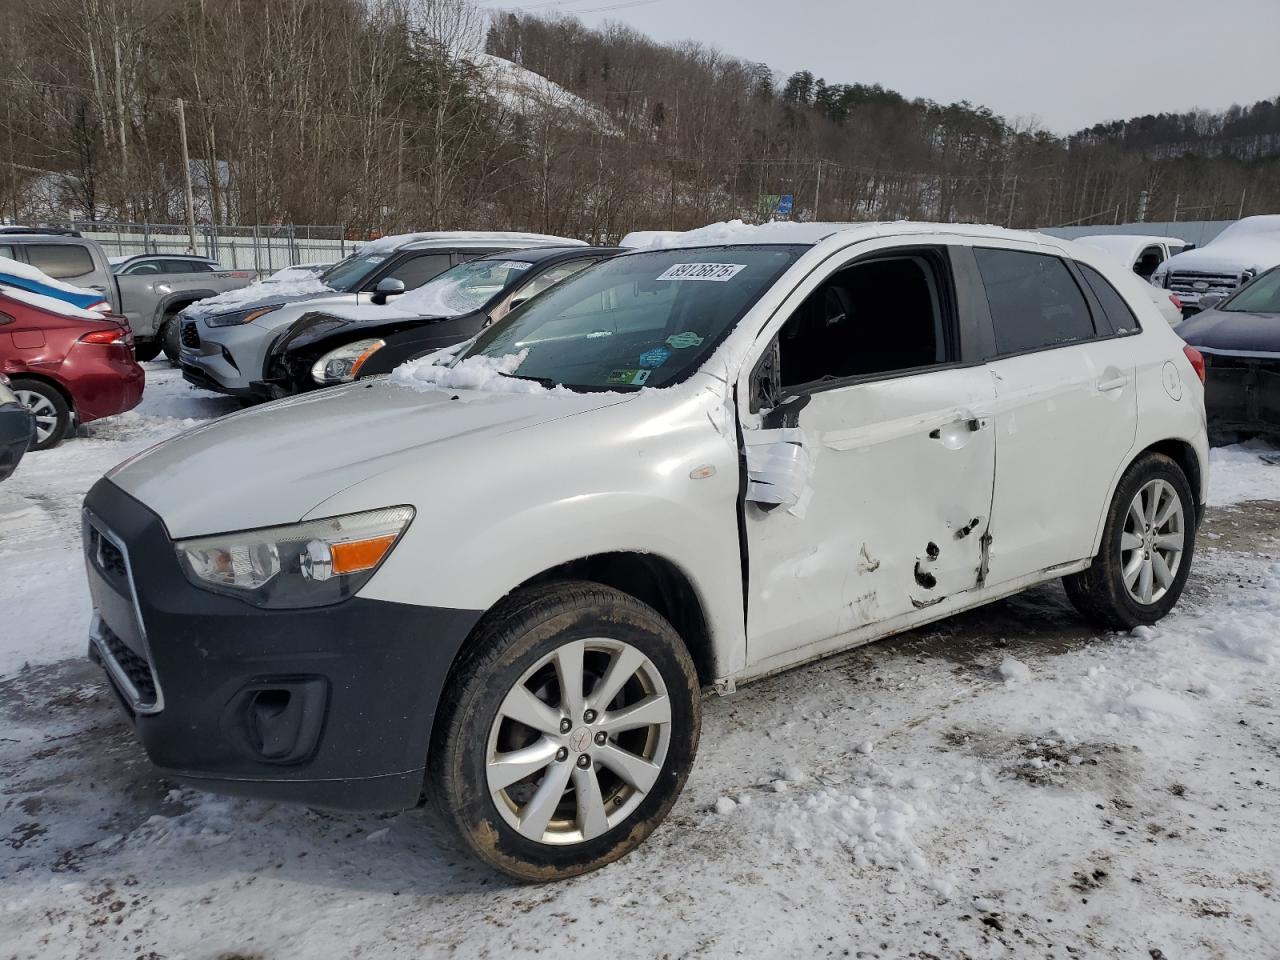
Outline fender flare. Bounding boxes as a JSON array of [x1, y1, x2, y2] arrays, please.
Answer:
[[152, 290, 217, 329]]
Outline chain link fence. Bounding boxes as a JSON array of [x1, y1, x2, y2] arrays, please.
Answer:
[[26, 220, 351, 276]]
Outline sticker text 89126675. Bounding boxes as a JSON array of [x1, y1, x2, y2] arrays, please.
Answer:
[[655, 262, 746, 282]]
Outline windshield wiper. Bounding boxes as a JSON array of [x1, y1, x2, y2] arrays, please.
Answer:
[[498, 372, 559, 388]]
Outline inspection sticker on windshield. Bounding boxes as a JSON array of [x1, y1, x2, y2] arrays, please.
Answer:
[[666, 331, 704, 349], [607, 368, 651, 386], [656, 262, 746, 282], [639, 347, 671, 368]]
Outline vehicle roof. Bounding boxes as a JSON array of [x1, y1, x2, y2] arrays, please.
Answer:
[[472, 245, 622, 264], [0, 229, 85, 241], [622, 220, 1070, 251], [1073, 235, 1185, 262], [359, 231, 588, 254]]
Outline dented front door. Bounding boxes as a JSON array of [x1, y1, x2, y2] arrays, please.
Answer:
[[742, 367, 998, 668]]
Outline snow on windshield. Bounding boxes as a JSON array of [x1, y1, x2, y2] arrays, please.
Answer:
[[0, 255, 108, 319]]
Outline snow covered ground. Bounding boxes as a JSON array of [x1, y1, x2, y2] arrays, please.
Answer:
[[1, 366, 1278, 958]]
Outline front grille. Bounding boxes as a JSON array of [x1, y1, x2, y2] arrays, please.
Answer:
[[1169, 271, 1242, 298], [180, 320, 201, 348], [99, 620, 158, 708]]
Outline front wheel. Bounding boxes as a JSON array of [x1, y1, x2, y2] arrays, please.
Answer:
[[429, 581, 701, 882], [1064, 452, 1197, 629], [159, 313, 182, 364]]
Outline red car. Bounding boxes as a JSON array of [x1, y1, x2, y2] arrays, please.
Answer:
[[0, 291, 144, 449]]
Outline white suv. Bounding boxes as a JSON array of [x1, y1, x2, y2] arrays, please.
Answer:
[[83, 222, 1208, 882]]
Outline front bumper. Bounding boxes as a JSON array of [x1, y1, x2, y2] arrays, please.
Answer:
[[178, 315, 271, 395], [1202, 351, 1280, 436], [82, 478, 482, 810], [0, 403, 34, 481]]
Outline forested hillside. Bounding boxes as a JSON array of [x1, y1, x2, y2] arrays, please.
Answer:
[[2, 0, 1277, 239]]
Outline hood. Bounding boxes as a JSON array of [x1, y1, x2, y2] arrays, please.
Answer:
[[184, 276, 340, 319], [280, 306, 481, 355], [106, 378, 631, 538], [1178, 309, 1280, 355], [1160, 238, 1280, 276]]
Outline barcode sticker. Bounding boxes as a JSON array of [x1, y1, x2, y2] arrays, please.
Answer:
[[656, 262, 746, 282]]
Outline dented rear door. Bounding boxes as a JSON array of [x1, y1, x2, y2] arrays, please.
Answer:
[[741, 367, 997, 667]]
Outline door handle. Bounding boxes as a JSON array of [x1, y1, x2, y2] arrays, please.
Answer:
[[1097, 374, 1131, 392], [929, 418, 985, 449]]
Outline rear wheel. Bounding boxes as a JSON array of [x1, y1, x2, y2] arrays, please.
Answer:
[[1064, 452, 1196, 629], [159, 312, 182, 364], [429, 581, 701, 882], [11, 378, 71, 451]]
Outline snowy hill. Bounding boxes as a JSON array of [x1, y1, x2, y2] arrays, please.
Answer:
[[477, 53, 616, 134]]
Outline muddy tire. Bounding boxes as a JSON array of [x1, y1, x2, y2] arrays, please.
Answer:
[[1064, 452, 1196, 630], [428, 581, 701, 882], [11, 377, 72, 451]]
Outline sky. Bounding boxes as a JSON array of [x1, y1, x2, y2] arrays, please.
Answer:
[[484, 0, 1280, 134]]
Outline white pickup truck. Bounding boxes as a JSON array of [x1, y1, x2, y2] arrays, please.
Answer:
[[1152, 215, 1280, 316]]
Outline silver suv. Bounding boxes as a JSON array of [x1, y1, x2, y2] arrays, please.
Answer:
[[178, 232, 585, 399]]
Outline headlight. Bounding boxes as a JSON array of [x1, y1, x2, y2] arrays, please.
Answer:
[[206, 305, 280, 328], [311, 338, 385, 385], [174, 505, 414, 608], [1152, 271, 1167, 288]]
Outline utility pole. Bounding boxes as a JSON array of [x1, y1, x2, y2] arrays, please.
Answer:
[[813, 159, 823, 221], [1005, 174, 1018, 227], [1172, 193, 1181, 222], [1136, 190, 1149, 223], [175, 98, 198, 255], [1238, 188, 1247, 220]]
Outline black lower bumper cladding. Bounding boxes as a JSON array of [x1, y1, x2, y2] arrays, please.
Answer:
[[1203, 354, 1280, 436], [82, 478, 482, 810], [0, 403, 34, 481]]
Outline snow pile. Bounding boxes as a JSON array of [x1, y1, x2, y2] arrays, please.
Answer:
[[389, 347, 566, 396], [265, 264, 325, 283], [1207, 439, 1279, 505], [624, 219, 850, 250], [478, 54, 616, 134], [191, 274, 331, 312], [998, 655, 1031, 683], [357, 230, 585, 256], [0, 254, 107, 319]]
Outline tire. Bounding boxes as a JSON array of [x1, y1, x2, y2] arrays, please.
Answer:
[[11, 378, 72, 451], [160, 313, 182, 364], [1064, 452, 1197, 630], [429, 581, 701, 882], [133, 339, 161, 363]]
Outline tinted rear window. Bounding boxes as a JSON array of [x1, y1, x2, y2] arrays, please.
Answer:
[[25, 243, 96, 280], [1078, 263, 1140, 334], [974, 248, 1096, 354]]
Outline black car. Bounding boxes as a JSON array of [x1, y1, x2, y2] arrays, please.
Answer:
[[257, 246, 622, 398], [0, 373, 35, 481], [1177, 264, 1280, 439]]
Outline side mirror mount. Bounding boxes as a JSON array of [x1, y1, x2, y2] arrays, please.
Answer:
[[1197, 293, 1224, 312], [749, 338, 782, 414], [370, 277, 405, 306]]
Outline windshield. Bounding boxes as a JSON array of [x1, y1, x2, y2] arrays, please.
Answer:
[[395, 259, 533, 317], [458, 246, 803, 390], [319, 252, 389, 292], [1223, 268, 1280, 314]]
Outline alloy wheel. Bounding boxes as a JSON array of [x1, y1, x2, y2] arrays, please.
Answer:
[[14, 389, 58, 445], [485, 637, 672, 845], [1121, 478, 1186, 605]]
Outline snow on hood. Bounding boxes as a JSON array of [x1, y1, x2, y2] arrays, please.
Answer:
[[188, 274, 334, 315], [1161, 217, 1280, 274], [624, 219, 860, 250], [389, 348, 579, 396], [0, 255, 108, 319]]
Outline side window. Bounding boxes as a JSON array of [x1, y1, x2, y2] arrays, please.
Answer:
[[511, 260, 593, 307], [453, 248, 505, 265], [1133, 246, 1164, 279], [123, 261, 162, 275], [380, 253, 451, 289], [973, 248, 1096, 355], [158, 259, 196, 274], [1078, 263, 1141, 334], [777, 251, 952, 389], [191, 261, 218, 272], [0, 244, 15, 260], [25, 243, 96, 280]]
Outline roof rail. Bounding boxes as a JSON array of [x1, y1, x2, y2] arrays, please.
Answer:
[[0, 226, 84, 238]]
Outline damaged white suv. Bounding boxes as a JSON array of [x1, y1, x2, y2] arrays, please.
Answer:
[[84, 221, 1209, 881]]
